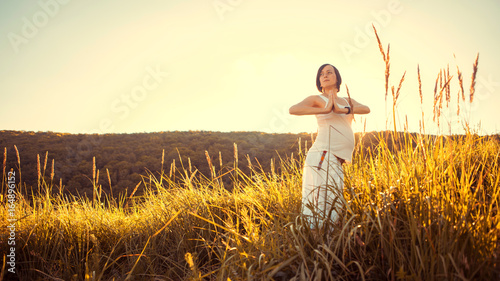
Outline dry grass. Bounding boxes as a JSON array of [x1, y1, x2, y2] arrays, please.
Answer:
[[470, 53, 480, 103]]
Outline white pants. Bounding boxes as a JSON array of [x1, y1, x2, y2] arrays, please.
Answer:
[[301, 150, 344, 228]]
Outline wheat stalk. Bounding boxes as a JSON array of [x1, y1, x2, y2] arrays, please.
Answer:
[[417, 65, 425, 132], [42, 151, 48, 179], [372, 24, 391, 108], [50, 159, 54, 183], [205, 150, 214, 179], [170, 159, 176, 178], [456, 66, 464, 116], [391, 71, 406, 136], [373, 24, 386, 62], [470, 53, 479, 102], [219, 151, 223, 170], [106, 168, 113, 199], [433, 71, 441, 122], [394, 71, 406, 104], [445, 64, 451, 107], [37, 154, 41, 189], [417, 65, 423, 105], [93, 156, 96, 185], [188, 157, 192, 174], [161, 149, 165, 173], [2, 147, 6, 181], [234, 142, 238, 167], [92, 156, 96, 203], [14, 145, 21, 186]]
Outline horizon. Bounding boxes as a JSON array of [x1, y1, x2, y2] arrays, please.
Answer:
[[1, 0, 499, 136], [2, 128, 498, 137]]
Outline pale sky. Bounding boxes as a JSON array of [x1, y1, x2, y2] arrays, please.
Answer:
[[1, 0, 499, 136]]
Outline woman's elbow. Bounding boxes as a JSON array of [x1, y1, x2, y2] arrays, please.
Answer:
[[357, 106, 370, 114]]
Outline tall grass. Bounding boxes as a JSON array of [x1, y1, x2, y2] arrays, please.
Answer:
[[1, 30, 499, 280]]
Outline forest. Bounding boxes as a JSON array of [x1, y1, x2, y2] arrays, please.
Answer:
[[1, 130, 313, 197], [1, 129, 498, 198]]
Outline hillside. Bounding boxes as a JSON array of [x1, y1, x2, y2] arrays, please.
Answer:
[[1, 130, 313, 197], [1, 130, 498, 198]]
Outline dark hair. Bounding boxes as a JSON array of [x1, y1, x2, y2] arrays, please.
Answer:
[[316, 64, 342, 92]]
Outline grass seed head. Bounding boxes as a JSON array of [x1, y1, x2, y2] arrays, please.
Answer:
[[470, 53, 479, 102]]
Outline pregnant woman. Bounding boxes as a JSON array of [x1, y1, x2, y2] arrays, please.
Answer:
[[289, 63, 370, 230]]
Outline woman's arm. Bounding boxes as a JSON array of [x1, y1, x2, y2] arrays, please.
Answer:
[[289, 95, 333, 116], [348, 98, 370, 115]]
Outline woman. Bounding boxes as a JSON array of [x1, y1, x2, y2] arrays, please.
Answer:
[[289, 64, 370, 229]]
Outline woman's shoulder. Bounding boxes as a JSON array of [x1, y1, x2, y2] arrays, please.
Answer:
[[338, 96, 355, 100], [304, 94, 326, 103], [310, 94, 328, 101], [306, 95, 327, 107], [308, 94, 324, 98], [339, 96, 359, 104]]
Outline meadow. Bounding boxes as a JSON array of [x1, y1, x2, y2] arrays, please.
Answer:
[[1, 28, 499, 280]]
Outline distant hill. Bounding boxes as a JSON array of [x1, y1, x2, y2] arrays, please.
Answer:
[[1, 130, 498, 197], [1, 130, 312, 196]]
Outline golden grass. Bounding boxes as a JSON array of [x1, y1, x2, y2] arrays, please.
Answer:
[[2, 130, 498, 280]]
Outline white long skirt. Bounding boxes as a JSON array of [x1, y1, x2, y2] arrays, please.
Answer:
[[301, 150, 345, 228]]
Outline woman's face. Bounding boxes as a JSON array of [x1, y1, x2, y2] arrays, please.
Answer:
[[319, 65, 337, 90]]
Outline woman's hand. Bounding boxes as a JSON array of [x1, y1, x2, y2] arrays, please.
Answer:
[[332, 105, 349, 114], [322, 92, 336, 114], [328, 94, 349, 114]]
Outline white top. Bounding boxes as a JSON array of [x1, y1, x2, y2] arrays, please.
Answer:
[[308, 95, 355, 162]]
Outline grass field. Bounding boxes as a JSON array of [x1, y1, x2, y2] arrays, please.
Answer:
[[1, 29, 499, 280]]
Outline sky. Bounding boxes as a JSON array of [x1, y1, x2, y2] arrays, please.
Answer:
[[1, 0, 499, 136]]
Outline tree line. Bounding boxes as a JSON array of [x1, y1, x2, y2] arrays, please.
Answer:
[[1, 130, 314, 197], [2, 130, 497, 198]]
